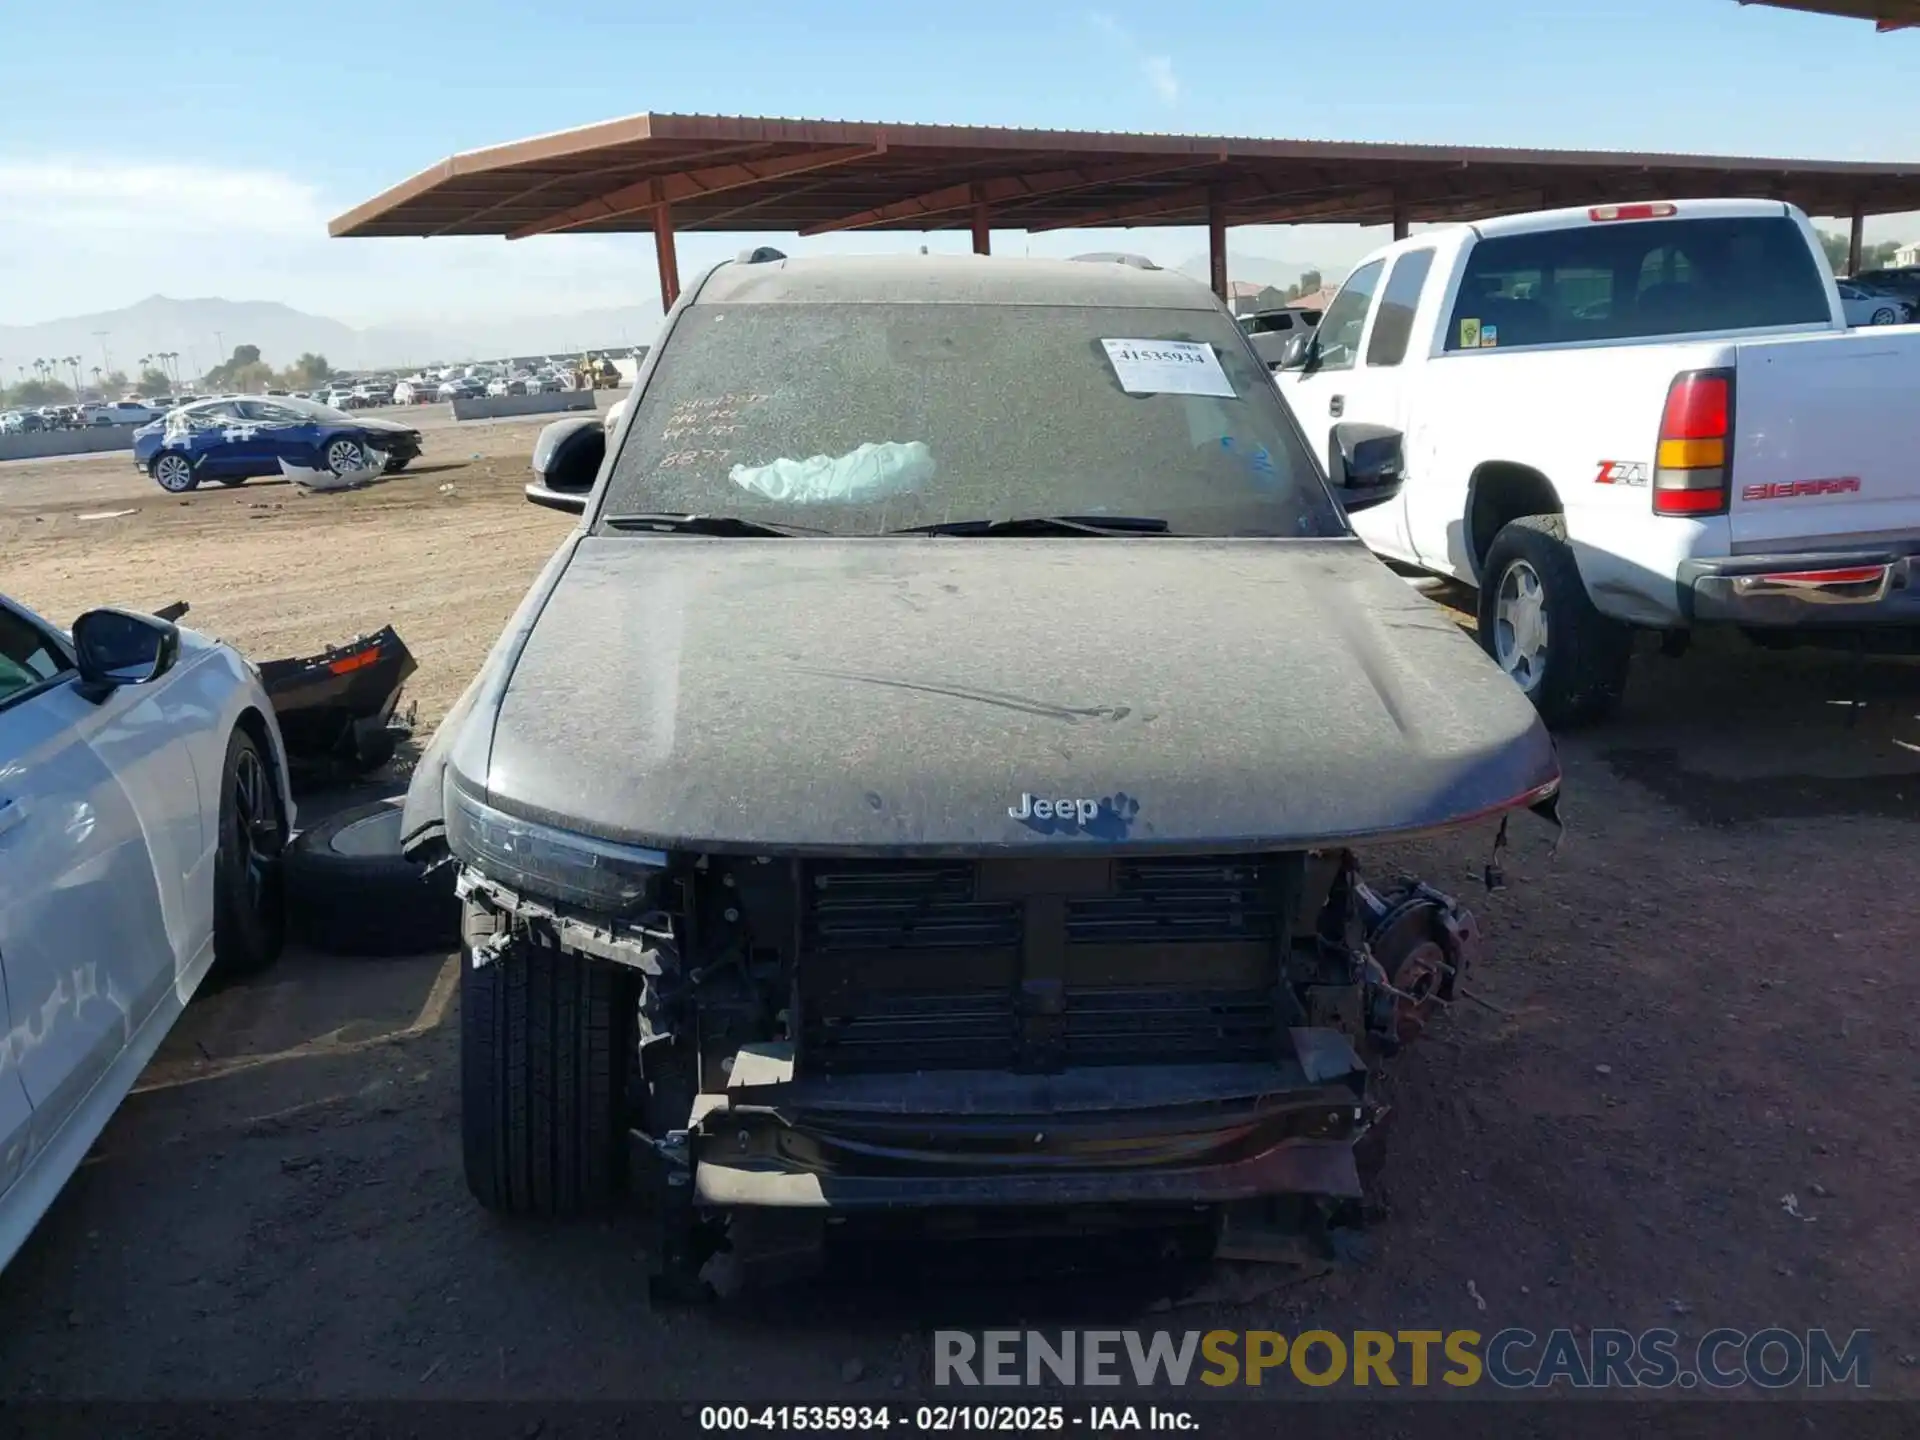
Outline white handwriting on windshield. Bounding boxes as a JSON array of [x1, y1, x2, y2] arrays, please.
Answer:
[[662, 420, 744, 441]]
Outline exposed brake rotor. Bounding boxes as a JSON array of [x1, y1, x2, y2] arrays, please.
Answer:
[[1363, 886, 1480, 1049]]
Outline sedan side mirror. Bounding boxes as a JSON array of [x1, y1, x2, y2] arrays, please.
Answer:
[[1329, 422, 1406, 515], [1275, 331, 1314, 372], [72, 607, 180, 701], [526, 416, 606, 515]]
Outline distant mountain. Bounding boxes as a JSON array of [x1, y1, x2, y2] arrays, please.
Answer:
[[1175, 252, 1329, 292], [0, 295, 665, 378]]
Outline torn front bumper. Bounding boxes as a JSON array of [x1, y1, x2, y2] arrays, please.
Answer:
[[668, 1030, 1373, 1212]]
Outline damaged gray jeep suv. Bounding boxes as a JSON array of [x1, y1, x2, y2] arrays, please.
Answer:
[[400, 251, 1560, 1293]]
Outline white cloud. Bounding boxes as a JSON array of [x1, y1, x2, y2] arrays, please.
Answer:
[[0, 155, 658, 330], [0, 160, 330, 238], [1086, 11, 1179, 107]]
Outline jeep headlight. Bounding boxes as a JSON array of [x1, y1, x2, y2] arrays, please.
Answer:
[[447, 785, 666, 913]]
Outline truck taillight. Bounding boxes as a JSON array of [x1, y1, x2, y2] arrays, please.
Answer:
[[1653, 369, 1733, 517]]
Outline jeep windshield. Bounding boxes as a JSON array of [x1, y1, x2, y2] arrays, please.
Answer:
[[596, 302, 1341, 538]]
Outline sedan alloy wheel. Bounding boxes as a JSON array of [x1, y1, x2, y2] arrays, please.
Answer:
[[152, 452, 198, 492]]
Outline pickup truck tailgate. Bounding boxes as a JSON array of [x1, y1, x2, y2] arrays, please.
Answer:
[[1731, 330, 1920, 552]]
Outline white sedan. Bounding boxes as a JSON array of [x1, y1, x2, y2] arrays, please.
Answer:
[[0, 594, 294, 1272], [1836, 281, 1910, 327]]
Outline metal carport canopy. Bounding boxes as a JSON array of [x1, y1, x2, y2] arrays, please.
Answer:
[[1737, 0, 1920, 28], [329, 111, 1920, 308]]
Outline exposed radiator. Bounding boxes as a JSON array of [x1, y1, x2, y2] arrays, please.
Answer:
[[798, 856, 1293, 1075]]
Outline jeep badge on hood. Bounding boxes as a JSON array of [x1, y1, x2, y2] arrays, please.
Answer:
[[1008, 794, 1102, 824]]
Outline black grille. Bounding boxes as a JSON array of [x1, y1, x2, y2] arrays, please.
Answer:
[[797, 856, 1290, 1075], [1067, 858, 1284, 946], [1064, 988, 1277, 1065], [804, 861, 1022, 954], [804, 992, 1019, 1073]]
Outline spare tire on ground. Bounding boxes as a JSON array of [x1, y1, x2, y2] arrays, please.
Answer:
[[284, 797, 461, 956]]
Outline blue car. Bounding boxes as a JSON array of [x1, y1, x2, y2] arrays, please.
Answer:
[[132, 396, 423, 493]]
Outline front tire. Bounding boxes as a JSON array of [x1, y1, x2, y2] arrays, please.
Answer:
[[1478, 514, 1633, 728], [151, 452, 198, 493], [210, 726, 286, 980], [1872, 306, 1899, 326], [324, 437, 367, 476], [217, 476, 246, 488], [461, 912, 631, 1216]]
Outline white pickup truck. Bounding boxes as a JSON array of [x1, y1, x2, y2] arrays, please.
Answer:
[[1273, 198, 1920, 725]]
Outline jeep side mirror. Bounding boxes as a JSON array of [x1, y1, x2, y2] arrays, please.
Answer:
[[72, 607, 179, 700], [1329, 422, 1405, 515], [525, 485, 588, 514], [526, 416, 605, 515]]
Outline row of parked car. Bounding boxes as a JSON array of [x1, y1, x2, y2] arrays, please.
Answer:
[[1, 399, 191, 433], [388, 367, 598, 405], [4, 353, 638, 435]]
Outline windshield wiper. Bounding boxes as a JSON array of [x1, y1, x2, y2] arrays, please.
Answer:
[[888, 514, 1172, 537], [601, 512, 820, 537]]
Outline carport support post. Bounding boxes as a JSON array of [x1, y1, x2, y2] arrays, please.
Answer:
[[1392, 197, 1410, 242], [654, 202, 681, 312], [1847, 204, 1865, 277], [970, 185, 991, 255], [1207, 189, 1228, 303]]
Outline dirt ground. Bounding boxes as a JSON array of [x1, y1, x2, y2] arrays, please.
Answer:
[[0, 424, 1916, 1403]]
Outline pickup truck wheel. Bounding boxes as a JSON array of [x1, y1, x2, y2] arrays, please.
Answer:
[[1479, 515, 1632, 728], [461, 916, 631, 1217]]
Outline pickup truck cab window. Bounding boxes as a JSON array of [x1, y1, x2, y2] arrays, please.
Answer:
[[1365, 248, 1438, 368], [1445, 215, 1830, 351], [1308, 260, 1385, 371]]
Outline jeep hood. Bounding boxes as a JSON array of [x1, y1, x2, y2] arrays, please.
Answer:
[[441, 536, 1559, 855]]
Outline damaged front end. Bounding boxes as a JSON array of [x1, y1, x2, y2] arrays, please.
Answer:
[[457, 840, 1487, 1292], [259, 625, 418, 779]]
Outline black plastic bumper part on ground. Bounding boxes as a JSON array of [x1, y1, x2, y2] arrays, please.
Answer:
[[259, 625, 417, 770]]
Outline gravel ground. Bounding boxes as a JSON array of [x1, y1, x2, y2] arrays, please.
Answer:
[[0, 424, 1915, 1403]]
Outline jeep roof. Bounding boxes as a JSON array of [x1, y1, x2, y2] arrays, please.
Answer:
[[693, 252, 1222, 310]]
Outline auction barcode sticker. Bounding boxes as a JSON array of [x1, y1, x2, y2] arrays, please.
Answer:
[[1100, 339, 1237, 398]]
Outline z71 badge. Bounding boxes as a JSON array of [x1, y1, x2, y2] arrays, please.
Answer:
[[1595, 460, 1649, 487]]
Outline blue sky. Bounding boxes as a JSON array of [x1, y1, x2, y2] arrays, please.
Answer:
[[1, 0, 1914, 328]]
